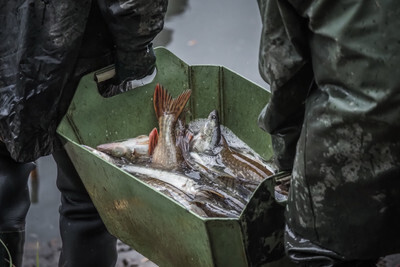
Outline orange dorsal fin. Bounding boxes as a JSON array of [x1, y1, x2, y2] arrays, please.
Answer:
[[148, 127, 159, 156], [153, 83, 191, 121], [153, 84, 171, 119]]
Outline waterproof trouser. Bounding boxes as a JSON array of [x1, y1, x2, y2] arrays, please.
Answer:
[[0, 142, 117, 267], [53, 148, 117, 267], [285, 225, 377, 267], [0, 143, 34, 267]]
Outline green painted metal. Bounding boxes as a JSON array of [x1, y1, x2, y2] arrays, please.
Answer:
[[57, 47, 290, 266]]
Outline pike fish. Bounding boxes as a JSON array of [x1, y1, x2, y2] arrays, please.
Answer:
[[219, 135, 274, 183], [151, 84, 191, 169], [82, 145, 125, 166], [183, 110, 274, 188], [190, 110, 221, 154], [84, 142, 246, 217], [192, 190, 242, 218], [121, 164, 199, 196], [143, 178, 208, 217], [121, 164, 245, 217], [96, 134, 153, 162]]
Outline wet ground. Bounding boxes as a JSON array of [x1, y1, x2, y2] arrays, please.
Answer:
[[22, 0, 400, 266]]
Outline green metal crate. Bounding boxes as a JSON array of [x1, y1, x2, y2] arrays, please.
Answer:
[[57, 47, 291, 267]]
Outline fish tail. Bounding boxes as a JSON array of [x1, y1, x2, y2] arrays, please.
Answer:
[[148, 127, 158, 155], [153, 83, 192, 121]]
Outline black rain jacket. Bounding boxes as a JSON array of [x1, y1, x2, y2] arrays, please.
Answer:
[[0, 0, 167, 162]]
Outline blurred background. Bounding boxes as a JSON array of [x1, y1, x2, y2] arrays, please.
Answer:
[[23, 0, 268, 266]]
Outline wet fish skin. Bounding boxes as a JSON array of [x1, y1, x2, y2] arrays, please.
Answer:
[[183, 109, 273, 188], [184, 150, 255, 202], [219, 135, 274, 182], [143, 178, 208, 217], [121, 163, 246, 218], [186, 109, 273, 183], [201, 187, 246, 211], [152, 84, 192, 169], [121, 164, 200, 196], [190, 110, 221, 154], [192, 190, 242, 218], [179, 146, 249, 202], [214, 175, 258, 199], [179, 110, 263, 202], [96, 135, 150, 161], [82, 145, 125, 166]]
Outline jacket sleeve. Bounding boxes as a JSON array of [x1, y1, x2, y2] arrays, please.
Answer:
[[257, 0, 314, 171], [97, 0, 168, 82]]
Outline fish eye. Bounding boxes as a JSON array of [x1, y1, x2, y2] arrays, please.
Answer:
[[211, 115, 216, 119]]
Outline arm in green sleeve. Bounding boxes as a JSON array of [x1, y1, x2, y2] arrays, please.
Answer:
[[257, 0, 314, 170]]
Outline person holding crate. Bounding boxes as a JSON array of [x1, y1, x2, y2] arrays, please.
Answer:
[[257, 0, 400, 266], [0, 0, 167, 266]]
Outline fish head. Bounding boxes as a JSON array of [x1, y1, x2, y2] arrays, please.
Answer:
[[203, 109, 221, 148], [82, 145, 119, 165], [191, 110, 221, 154], [97, 143, 129, 158], [96, 136, 151, 160]]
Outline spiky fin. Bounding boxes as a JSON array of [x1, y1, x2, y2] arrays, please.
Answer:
[[148, 127, 159, 156], [153, 83, 192, 121]]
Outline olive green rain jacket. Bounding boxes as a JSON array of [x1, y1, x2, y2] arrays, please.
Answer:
[[257, 0, 400, 262]]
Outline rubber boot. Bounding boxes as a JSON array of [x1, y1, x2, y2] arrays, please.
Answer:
[[0, 142, 35, 267], [0, 231, 25, 267], [53, 149, 117, 267]]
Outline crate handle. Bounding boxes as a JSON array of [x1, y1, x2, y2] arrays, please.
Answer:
[[94, 65, 116, 83]]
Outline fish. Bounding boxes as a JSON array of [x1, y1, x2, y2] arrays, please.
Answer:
[[183, 110, 274, 186], [184, 150, 257, 202], [192, 190, 242, 218], [121, 163, 247, 217], [148, 127, 159, 156], [219, 135, 274, 183], [179, 110, 223, 174], [82, 145, 125, 166], [96, 134, 152, 162], [121, 164, 200, 196], [190, 110, 221, 154], [151, 84, 192, 169], [143, 178, 208, 217]]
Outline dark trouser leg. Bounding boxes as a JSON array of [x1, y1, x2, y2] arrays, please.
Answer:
[[0, 143, 34, 267], [285, 225, 377, 267], [53, 148, 117, 267]]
